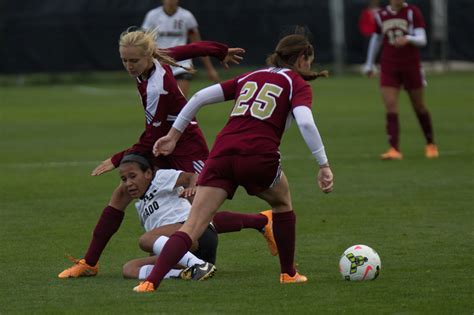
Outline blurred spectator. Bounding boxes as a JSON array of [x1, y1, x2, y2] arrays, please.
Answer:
[[358, 0, 380, 38], [142, 0, 219, 97]]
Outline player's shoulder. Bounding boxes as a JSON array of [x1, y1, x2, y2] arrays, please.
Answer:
[[406, 2, 420, 10], [155, 169, 181, 180], [378, 5, 389, 16], [280, 69, 311, 88], [176, 6, 195, 19], [406, 3, 423, 15], [145, 6, 163, 18]]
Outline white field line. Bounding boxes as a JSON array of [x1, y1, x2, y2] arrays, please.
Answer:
[[75, 85, 134, 96], [3, 160, 100, 168], [1, 150, 462, 169]]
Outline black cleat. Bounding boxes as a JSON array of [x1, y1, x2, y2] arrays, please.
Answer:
[[180, 262, 216, 281]]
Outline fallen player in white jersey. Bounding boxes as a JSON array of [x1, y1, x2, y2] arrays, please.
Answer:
[[118, 153, 277, 281]]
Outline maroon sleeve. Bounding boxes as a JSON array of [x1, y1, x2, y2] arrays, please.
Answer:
[[412, 5, 426, 29], [110, 130, 154, 167], [166, 41, 228, 62], [220, 78, 238, 101], [291, 77, 313, 110]]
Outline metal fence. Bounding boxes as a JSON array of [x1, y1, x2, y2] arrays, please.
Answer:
[[0, 0, 471, 74]]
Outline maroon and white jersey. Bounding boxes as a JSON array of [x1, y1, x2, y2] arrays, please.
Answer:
[[111, 41, 228, 166], [210, 67, 313, 158], [375, 3, 426, 66]]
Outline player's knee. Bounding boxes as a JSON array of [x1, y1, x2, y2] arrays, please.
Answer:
[[413, 103, 427, 113], [122, 261, 136, 279], [138, 234, 153, 253], [109, 185, 132, 210]]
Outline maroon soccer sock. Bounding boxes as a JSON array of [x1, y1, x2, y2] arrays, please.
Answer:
[[386, 113, 400, 150], [84, 206, 124, 266], [273, 211, 296, 276], [415, 111, 434, 144], [212, 211, 267, 233], [146, 231, 192, 287]]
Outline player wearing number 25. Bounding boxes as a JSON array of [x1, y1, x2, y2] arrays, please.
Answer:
[[131, 34, 334, 292], [363, 0, 438, 160]]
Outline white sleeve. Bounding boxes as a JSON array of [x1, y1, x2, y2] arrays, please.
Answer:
[[185, 10, 198, 30], [173, 84, 225, 132], [292, 106, 328, 166], [363, 33, 382, 72], [142, 11, 155, 30], [406, 28, 427, 47], [155, 169, 182, 192]]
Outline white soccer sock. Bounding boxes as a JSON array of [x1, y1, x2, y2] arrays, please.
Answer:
[[152, 236, 204, 267], [138, 265, 182, 280]]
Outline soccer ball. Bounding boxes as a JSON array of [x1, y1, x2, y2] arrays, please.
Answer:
[[339, 245, 381, 281]]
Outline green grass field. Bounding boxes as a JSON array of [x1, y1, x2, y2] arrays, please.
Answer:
[[0, 71, 473, 314]]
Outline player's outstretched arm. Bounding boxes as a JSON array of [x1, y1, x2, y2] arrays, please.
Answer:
[[293, 106, 333, 193], [165, 42, 245, 68], [362, 33, 382, 78], [153, 128, 181, 157], [154, 84, 227, 157], [317, 166, 334, 194], [222, 48, 245, 69], [91, 158, 115, 176]]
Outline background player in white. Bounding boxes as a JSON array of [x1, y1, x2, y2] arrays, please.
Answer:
[[142, 0, 219, 97]]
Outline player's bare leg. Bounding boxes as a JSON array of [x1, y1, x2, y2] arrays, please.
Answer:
[[380, 86, 403, 159], [138, 223, 198, 253], [257, 172, 307, 284], [407, 88, 438, 158], [58, 183, 132, 278], [123, 256, 157, 279], [134, 186, 226, 292], [123, 256, 191, 280]]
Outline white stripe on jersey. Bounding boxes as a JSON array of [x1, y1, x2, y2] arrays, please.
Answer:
[[144, 60, 168, 125], [166, 114, 177, 122], [375, 12, 383, 28], [277, 69, 294, 100], [407, 9, 414, 34], [237, 67, 294, 101], [192, 160, 204, 173]]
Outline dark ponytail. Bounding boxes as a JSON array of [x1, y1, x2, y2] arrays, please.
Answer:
[[266, 34, 328, 81]]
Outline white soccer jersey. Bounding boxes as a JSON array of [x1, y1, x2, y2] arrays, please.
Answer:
[[142, 6, 198, 76], [134, 169, 191, 232]]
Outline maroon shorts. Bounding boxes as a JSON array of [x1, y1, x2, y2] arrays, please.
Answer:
[[151, 155, 207, 174], [152, 128, 209, 173], [380, 63, 426, 90], [197, 153, 281, 199]]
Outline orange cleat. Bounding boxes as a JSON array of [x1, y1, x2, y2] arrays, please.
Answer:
[[133, 281, 155, 293], [58, 256, 98, 278], [380, 147, 403, 160], [280, 272, 308, 284], [425, 144, 439, 159], [259, 210, 278, 256]]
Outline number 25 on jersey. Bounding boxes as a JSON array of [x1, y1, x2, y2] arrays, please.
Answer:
[[231, 81, 283, 120]]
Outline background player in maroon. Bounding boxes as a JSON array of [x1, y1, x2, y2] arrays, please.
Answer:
[[133, 34, 334, 292], [363, 0, 439, 160], [58, 29, 245, 278]]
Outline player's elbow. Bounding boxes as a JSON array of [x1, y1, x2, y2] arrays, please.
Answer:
[[298, 121, 316, 134]]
